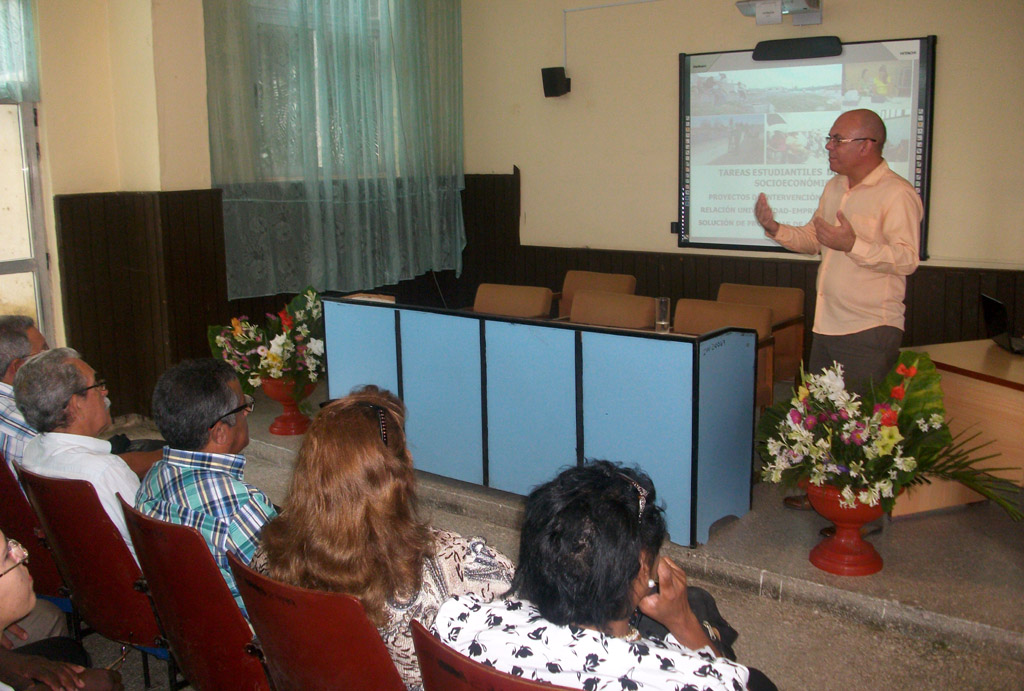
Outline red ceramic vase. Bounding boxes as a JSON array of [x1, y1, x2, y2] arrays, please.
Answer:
[[260, 377, 316, 436], [805, 482, 885, 577]]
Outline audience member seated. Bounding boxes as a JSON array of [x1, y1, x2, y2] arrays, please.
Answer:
[[0, 317, 48, 483], [135, 359, 276, 616], [14, 349, 142, 558], [253, 386, 514, 690], [0, 527, 122, 691], [0, 317, 68, 654], [434, 461, 774, 691]]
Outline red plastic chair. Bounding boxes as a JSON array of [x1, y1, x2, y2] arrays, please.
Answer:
[[0, 454, 65, 598], [120, 499, 271, 691], [227, 552, 405, 691], [411, 619, 578, 691], [18, 467, 177, 688]]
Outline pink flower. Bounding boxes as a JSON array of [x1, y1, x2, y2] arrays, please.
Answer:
[[804, 415, 817, 431], [789, 409, 803, 425]]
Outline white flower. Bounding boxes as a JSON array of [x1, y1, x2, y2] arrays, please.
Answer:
[[895, 455, 917, 473], [269, 332, 293, 356], [917, 418, 931, 432], [840, 486, 857, 509], [307, 338, 325, 356], [928, 413, 944, 430]]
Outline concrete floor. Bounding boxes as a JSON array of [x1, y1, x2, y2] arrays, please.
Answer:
[[92, 386, 1024, 690]]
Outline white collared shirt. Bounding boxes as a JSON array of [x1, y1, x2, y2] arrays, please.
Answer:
[[20, 432, 140, 558]]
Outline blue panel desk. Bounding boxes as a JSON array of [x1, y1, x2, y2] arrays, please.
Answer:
[[324, 296, 756, 546]]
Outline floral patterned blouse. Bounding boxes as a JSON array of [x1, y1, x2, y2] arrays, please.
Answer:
[[433, 594, 750, 691], [252, 529, 514, 690]]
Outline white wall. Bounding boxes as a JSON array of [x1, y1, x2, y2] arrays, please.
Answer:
[[462, 0, 1024, 270]]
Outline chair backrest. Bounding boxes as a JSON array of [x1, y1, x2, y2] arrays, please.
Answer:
[[569, 290, 656, 330], [559, 270, 637, 318], [473, 283, 553, 319], [411, 620, 577, 691], [672, 298, 773, 341], [0, 456, 65, 597], [17, 467, 161, 647], [227, 552, 405, 691], [121, 499, 270, 691], [717, 283, 804, 326]]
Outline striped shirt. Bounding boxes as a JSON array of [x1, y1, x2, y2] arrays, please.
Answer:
[[135, 446, 277, 614], [0, 381, 36, 483]]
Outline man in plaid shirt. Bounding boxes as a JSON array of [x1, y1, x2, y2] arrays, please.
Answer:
[[136, 358, 277, 615]]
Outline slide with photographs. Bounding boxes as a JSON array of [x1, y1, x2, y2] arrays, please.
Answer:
[[679, 37, 933, 250]]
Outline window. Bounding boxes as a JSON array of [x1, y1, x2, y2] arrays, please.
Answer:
[[0, 102, 51, 334]]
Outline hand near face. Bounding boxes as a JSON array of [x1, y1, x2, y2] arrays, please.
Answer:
[[637, 557, 717, 654], [814, 209, 856, 252]]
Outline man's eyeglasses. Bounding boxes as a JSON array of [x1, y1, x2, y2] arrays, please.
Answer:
[[62, 378, 106, 409], [209, 394, 255, 429], [0, 539, 29, 579], [824, 135, 876, 147]]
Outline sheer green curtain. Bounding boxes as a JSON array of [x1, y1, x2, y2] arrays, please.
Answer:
[[204, 0, 465, 299], [0, 0, 38, 103]]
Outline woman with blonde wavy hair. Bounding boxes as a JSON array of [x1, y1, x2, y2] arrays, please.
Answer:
[[254, 386, 513, 690]]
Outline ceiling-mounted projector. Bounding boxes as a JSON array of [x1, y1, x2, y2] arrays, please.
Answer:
[[736, 0, 822, 24]]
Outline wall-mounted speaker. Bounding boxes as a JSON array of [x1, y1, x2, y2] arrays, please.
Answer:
[[541, 67, 571, 97], [752, 35, 841, 61]]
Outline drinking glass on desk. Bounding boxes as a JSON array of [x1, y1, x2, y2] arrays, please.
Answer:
[[655, 297, 671, 333]]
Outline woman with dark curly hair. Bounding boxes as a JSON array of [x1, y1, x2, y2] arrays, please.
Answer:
[[254, 386, 513, 690], [434, 460, 772, 691]]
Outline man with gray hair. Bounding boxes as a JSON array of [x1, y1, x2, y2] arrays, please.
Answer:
[[0, 320, 72, 654], [0, 315, 48, 479], [135, 358, 276, 614], [15, 349, 142, 557]]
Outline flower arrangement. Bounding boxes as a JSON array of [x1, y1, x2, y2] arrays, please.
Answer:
[[208, 287, 326, 396], [757, 351, 1021, 519]]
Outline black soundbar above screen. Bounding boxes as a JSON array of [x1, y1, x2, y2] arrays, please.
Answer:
[[678, 36, 935, 257]]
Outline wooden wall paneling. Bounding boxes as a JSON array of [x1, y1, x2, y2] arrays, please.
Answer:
[[161, 190, 228, 364], [942, 270, 964, 343], [162, 191, 197, 364], [132, 193, 169, 396], [920, 269, 948, 346], [1014, 272, 1024, 337], [54, 196, 86, 354], [104, 194, 143, 416], [87, 195, 127, 411]]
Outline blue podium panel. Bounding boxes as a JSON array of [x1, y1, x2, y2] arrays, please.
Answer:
[[695, 331, 756, 543], [324, 300, 398, 398], [580, 332, 695, 544], [400, 310, 484, 484], [485, 321, 577, 496]]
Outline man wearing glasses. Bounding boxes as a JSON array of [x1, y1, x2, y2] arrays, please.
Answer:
[[754, 109, 922, 510], [135, 359, 277, 615], [14, 349, 145, 557], [754, 108, 922, 394]]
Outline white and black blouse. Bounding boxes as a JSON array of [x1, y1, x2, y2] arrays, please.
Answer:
[[433, 594, 750, 691]]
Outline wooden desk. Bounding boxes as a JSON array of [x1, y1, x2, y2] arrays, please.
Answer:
[[892, 340, 1024, 517]]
